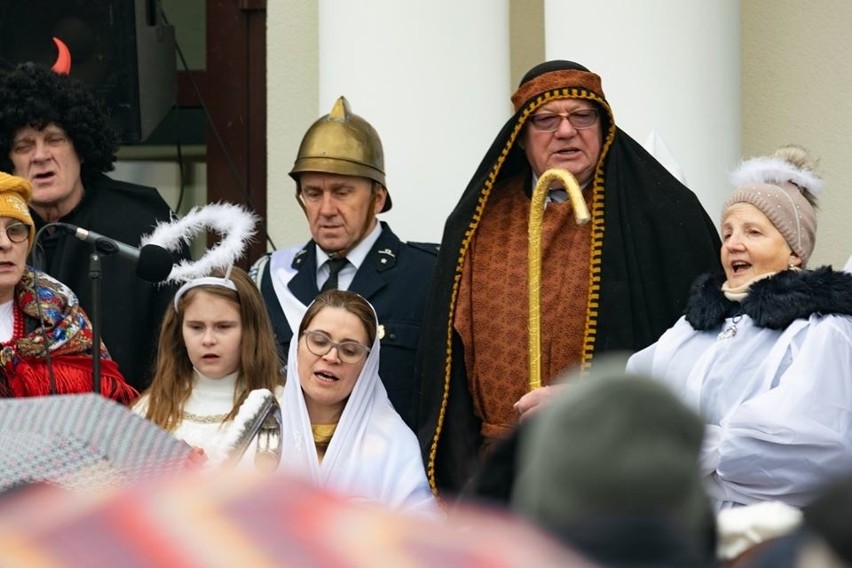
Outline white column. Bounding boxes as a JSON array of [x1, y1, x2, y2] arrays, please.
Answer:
[[266, 0, 318, 250], [543, 0, 740, 222], [319, 0, 510, 243]]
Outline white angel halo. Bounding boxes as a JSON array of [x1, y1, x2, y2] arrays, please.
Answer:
[[141, 203, 258, 308]]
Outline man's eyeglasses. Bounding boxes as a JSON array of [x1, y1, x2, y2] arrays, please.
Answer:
[[528, 109, 600, 132], [302, 330, 370, 364], [2, 222, 30, 244]]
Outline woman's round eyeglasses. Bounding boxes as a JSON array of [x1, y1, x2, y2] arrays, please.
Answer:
[[302, 330, 370, 364], [2, 222, 30, 244]]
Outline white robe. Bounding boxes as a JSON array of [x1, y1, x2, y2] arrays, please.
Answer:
[[628, 312, 852, 510], [133, 371, 284, 468], [133, 371, 240, 454], [278, 309, 439, 516]]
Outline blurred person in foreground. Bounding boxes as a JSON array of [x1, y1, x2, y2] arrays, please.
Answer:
[[511, 358, 717, 567]]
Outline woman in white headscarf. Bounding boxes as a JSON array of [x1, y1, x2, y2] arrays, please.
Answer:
[[279, 289, 437, 515]]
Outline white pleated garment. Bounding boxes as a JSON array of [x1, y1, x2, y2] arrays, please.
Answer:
[[628, 313, 852, 510]]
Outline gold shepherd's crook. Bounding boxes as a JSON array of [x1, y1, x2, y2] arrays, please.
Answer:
[[528, 168, 590, 391]]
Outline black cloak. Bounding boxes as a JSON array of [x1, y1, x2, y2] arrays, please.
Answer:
[[415, 60, 722, 495]]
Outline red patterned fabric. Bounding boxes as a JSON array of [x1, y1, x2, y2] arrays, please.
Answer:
[[0, 270, 137, 403]]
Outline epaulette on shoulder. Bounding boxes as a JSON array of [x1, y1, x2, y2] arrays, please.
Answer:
[[248, 252, 272, 283], [407, 241, 440, 256]]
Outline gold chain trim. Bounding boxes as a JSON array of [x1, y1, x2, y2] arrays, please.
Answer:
[[181, 410, 229, 424]]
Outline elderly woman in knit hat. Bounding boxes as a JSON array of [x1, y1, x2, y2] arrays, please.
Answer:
[[0, 172, 136, 401], [628, 145, 852, 511]]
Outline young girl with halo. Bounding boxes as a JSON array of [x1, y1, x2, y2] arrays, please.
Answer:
[[133, 204, 283, 467]]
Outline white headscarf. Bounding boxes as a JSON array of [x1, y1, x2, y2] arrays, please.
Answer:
[[279, 297, 437, 515]]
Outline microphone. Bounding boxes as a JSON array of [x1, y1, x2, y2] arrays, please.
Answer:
[[55, 223, 175, 283]]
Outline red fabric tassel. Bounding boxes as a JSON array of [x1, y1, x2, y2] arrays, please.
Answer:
[[9, 356, 138, 404]]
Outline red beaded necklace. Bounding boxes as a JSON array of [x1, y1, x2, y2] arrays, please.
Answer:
[[1, 301, 24, 347], [11, 302, 25, 341]]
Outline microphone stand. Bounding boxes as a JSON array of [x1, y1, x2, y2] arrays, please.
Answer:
[[89, 252, 102, 396]]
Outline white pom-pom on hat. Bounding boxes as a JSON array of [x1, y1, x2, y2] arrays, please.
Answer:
[[730, 156, 823, 196]]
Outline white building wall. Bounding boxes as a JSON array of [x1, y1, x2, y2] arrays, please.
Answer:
[[742, 0, 852, 268], [543, 0, 740, 224], [316, 0, 511, 244]]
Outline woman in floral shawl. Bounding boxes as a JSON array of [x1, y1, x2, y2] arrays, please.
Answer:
[[0, 172, 136, 402]]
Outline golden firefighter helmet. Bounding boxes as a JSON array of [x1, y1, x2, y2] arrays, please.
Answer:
[[290, 96, 391, 212]]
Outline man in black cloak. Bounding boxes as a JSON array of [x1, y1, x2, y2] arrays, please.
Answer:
[[415, 60, 722, 496]]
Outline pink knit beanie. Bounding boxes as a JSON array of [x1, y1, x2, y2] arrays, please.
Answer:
[[723, 150, 822, 267]]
